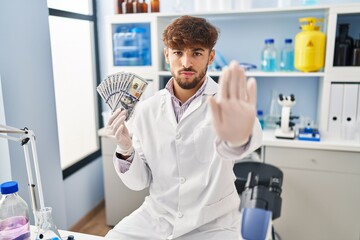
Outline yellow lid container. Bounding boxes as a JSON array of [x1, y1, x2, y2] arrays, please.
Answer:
[[294, 17, 326, 72]]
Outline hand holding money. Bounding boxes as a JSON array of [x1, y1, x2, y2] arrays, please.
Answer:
[[107, 109, 133, 156]]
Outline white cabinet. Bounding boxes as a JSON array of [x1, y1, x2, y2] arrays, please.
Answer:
[[99, 129, 149, 226], [262, 144, 360, 240]]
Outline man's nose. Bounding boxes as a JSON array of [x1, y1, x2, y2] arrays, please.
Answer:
[[181, 53, 192, 69]]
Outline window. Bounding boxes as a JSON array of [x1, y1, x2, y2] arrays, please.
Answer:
[[48, 0, 101, 179]]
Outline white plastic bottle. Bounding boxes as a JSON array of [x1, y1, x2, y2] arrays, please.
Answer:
[[261, 38, 277, 72], [280, 38, 294, 71], [0, 181, 30, 240]]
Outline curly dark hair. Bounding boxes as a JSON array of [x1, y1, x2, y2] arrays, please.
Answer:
[[162, 15, 219, 50]]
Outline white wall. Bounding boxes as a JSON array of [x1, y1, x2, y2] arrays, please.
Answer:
[[0, 74, 12, 183], [0, 0, 67, 228]]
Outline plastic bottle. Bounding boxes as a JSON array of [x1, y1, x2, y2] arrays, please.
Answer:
[[0, 181, 30, 240], [280, 38, 294, 71], [261, 38, 277, 72], [334, 24, 354, 66]]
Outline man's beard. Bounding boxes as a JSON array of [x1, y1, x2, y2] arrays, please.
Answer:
[[172, 65, 208, 90]]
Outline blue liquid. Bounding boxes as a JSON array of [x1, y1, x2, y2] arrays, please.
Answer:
[[261, 58, 276, 72], [280, 50, 294, 71]]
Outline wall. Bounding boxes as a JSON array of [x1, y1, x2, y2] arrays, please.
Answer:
[[0, 0, 104, 230], [0, 75, 12, 183], [0, 0, 67, 228]]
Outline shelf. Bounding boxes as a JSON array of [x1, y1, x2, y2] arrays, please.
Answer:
[[158, 70, 324, 78]]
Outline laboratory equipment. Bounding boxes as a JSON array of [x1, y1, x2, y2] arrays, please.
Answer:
[[0, 181, 30, 240], [261, 38, 277, 72], [113, 25, 151, 66], [234, 162, 283, 240], [280, 38, 294, 71], [141, 0, 148, 13], [0, 125, 62, 240], [298, 126, 320, 141], [122, 0, 134, 14], [275, 94, 299, 139], [35, 207, 61, 240], [97, 72, 149, 120], [257, 110, 265, 129], [151, 0, 159, 12], [294, 17, 326, 72], [132, 0, 141, 13], [352, 37, 360, 66], [334, 23, 354, 66]]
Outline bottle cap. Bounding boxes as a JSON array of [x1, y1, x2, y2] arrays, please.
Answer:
[[257, 110, 264, 116], [285, 38, 292, 43], [265, 39, 274, 44], [1, 181, 19, 194]]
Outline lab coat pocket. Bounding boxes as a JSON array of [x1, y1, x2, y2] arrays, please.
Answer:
[[193, 125, 215, 163], [203, 190, 240, 224]]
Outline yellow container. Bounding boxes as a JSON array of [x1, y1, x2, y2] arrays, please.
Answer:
[[294, 17, 326, 72]]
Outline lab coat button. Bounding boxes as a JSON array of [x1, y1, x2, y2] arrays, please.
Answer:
[[176, 133, 181, 139], [179, 177, 186, 184], [177, 212, 183, 218]]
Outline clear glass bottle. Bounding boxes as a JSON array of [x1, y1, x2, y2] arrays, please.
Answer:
[[35, 207, 61, 240], [280, 38, 294, 71], [261, 38, 277, 72], [0, 181, 31, 240]]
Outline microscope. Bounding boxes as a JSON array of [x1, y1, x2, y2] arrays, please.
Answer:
[[275, 94, 299, 139], [234, 162, 283, 240]]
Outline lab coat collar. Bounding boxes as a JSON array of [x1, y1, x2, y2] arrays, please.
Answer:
[[159, 76, 218, 126]]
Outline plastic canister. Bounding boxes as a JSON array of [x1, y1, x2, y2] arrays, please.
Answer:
[[294, 17, 326, 72], [0, 181, 30, 240], [113, 27, 150, 66]]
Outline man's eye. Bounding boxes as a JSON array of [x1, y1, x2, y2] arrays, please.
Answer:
[[173, 52, 182, 55], [194, 52, 202, 56]]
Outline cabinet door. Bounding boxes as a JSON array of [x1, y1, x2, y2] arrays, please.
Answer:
[[264, 146, 360, 240], [101, 136, 149, 226]]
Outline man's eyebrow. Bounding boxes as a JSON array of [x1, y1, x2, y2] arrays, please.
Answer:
[[192, 48, 205, 52]]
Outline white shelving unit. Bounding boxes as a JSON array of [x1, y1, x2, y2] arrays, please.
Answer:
[[105, 3, 360, 135], [102, 3, 360, 239]]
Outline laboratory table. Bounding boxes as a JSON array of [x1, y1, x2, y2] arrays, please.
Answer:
[[30, 225, 104, 240]]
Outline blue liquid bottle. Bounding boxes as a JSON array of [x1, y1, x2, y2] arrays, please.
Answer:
[[280, 38, 294, 71], [261, 38, 277, 72]]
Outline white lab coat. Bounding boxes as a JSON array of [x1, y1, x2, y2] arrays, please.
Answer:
[[106, 77, 262, 240]]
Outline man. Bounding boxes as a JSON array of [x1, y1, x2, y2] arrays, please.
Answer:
[[105, 15, 262, 240]]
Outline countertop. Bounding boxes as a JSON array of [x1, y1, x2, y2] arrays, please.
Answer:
[[98, 128, 360, 153], [30, 226, 104, 240]]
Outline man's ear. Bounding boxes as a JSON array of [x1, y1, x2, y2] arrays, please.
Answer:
[[164, 48, 170, 64], [208, 49, 215, 65]]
